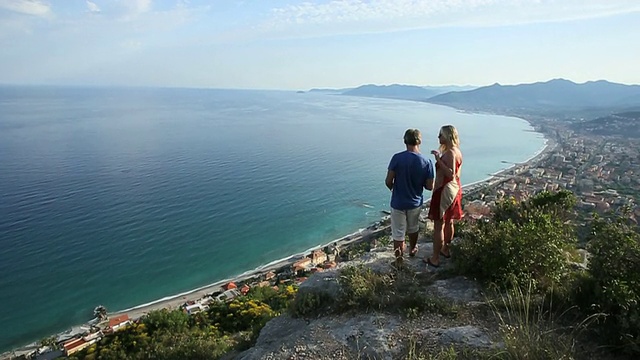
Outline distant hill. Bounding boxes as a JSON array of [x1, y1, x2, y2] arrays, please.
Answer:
[[571, 111, 640, 138], [340, 84, 476, 101], [426, 79, 640, 114], [422, 85, 477, 93], [306, 88, 353, 94]]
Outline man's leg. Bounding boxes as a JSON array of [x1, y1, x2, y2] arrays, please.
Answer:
[[406, 207, 421, 256], [390, 209, 406, 262]]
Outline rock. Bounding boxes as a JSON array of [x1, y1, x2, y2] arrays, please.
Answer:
[[338, 251, 396, 274], [237, 313, 405, 360], [438, 325, 493, 348], [298, 269, 341, 300], [427, 277, 483, 304], [251, 315, 308, 349]]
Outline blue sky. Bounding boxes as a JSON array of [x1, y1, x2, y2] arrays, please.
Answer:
[[1, 0, 639, 89]]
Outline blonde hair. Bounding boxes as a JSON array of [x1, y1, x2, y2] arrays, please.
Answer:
[[439, 125, 460, 153]]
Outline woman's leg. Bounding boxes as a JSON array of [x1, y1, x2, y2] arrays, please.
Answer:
[[429, 220, 444, 265], [442, 219, 454, 256]]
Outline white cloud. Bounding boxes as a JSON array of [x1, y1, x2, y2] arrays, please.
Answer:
[[128, 0, 152, 14], [258, 0, 640, 37], [0, 0, 51, 17], [86, 0, 100, 13]]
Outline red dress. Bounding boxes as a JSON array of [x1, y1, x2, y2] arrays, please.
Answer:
[[428, 159, 463, 221]]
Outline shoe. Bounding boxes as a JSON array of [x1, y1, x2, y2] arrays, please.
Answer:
[[440, 251, 451, 259], [423, 258, 440, 268]]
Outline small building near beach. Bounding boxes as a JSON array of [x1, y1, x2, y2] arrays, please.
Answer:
[[108, 314, 131, 332], [293, 257, 311, 269], [223, 282, 237, 291], [185, 303, 208, 315], [63, 338, 90, 356], [240, 284, 251, 295], [264, 271, 276, 280], [311, 250, 327, 265]]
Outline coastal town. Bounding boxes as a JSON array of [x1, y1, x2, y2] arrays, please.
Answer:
[[4, 116, 639, 360], [462, 117, 639, 226]]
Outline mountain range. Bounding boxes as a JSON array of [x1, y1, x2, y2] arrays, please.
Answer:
[[305, 84, 475, 98], [340, 84, 475, 100], [426, 79, 640, 115]]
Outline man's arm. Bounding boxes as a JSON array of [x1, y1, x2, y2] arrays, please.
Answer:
[[385, 170, 395, 191], [424, 177, 434, 191], [424, 159, 436, 190]]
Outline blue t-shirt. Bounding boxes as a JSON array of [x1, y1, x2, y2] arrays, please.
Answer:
[[388, 151, 435, 210]]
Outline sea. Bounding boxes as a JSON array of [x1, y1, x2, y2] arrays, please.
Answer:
[[0, 86, 546, 352]]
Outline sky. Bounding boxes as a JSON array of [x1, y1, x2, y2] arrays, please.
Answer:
[[1, 0, 639, 90]]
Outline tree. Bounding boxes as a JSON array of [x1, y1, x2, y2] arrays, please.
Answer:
[[39, 335, 59, 350], [94, 305, 108, 320]]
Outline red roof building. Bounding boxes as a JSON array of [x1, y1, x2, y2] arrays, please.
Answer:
[[108, 314, 131, 332], [63, 338, 89, 356], [240, 284, 251, 295], [223, 282, 237, 290]]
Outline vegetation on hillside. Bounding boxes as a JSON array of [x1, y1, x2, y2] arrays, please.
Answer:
[[454, 190, 640, 357], [68, 285, 296, 360]]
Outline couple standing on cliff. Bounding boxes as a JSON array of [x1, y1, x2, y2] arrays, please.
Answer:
[[385, 126, 463, 269]]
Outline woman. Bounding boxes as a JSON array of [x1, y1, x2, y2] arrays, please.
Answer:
[[424, 125, 463, 268]]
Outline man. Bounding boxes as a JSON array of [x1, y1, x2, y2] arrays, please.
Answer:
[[385, 129, 435, 267]]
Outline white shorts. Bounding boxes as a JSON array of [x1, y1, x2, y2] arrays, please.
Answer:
[[390, 207, 421, 241]]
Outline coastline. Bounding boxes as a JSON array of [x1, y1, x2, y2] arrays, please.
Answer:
[[0, 225, 390, 359], [110, 225, 384, 321], [1, 102, 553, 359]]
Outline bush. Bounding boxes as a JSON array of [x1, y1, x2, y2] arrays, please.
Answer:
[[337, 265, 393, 310], [454, 204, 576, 291], [578, 216, 640, 353], [489, 281, 582, 360], [493, 190, 576, 224], [290, 290, 334, 317], [209, 298, 275, 334]]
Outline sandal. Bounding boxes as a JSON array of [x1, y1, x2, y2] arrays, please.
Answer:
[[440, 251, 451, 259], [422, 258, 440, 268], [409, 246, 419, 257]]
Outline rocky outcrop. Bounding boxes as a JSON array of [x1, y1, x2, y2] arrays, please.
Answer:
[[236, 238, 499, 360]]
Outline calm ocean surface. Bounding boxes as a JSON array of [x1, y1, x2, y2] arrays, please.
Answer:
[[0, 86, 545, 351]]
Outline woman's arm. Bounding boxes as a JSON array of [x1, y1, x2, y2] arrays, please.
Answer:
[[436, 150, 456, 179]]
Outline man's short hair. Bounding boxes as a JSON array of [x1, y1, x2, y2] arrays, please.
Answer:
[[403, 129, 421, 145]]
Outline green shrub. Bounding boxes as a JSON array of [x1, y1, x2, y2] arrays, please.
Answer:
[[208, 298, 275, 334], [493, 190, 576, 224], [489, 281, 582, 360], [454, 205, 575, 291], [246, 284, 297, 312], [290, 290, 334, 317], [337, 265, 392, 310], [579, 216, 640, 353]]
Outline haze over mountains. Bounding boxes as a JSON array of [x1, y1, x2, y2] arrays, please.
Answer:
[[314, 79, 640, 120], [341, 84, 476, 100], [306, 84, 475, 98], [305, 79, 640, 138], [427, 79, 640, 114]]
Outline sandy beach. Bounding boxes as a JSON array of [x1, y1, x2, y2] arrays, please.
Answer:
[[109, 224, 389, 322]]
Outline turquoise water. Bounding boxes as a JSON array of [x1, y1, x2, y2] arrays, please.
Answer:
[[0, 86, 546, 351]]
